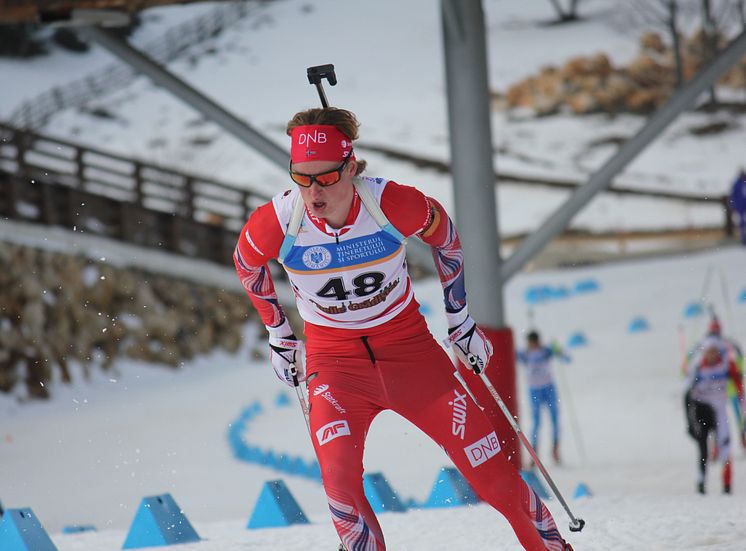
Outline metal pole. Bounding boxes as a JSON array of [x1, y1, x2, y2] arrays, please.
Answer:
[[501, 27, 746, 281], [474, 371, 585, 532], [83, 26, 288, 169], [441, 0, 503, 327]]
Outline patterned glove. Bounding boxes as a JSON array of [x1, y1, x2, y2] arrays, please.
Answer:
[[267, 320, 305, 387], [444, 314, 493, 374]]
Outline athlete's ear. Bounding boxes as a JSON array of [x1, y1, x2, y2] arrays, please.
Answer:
[[346, 159, 358, 176]]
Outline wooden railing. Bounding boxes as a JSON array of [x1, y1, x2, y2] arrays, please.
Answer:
[[0, 122, 269, 266]]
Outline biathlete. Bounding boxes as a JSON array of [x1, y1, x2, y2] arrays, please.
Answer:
[[234, 106, 574, 550]]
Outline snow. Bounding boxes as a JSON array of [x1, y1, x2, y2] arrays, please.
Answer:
[[2, 0, 744, 236], [2, 245, 746, 550], [2, 1, 746, 549]]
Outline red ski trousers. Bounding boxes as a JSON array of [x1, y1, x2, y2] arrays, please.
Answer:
[[305, 311, 567, 551]]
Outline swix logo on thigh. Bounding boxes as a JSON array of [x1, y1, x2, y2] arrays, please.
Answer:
[[449, 389, 468, 440], [313, 384, 330, 396], [464, 431, 500, 468], [316, 420, 351, 446]]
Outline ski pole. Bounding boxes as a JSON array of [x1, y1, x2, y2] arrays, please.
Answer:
[[307, 64, 337, 108], [290, 366, 347, 551], [456, 358, 585, 532], [289, 363, 311, 437]]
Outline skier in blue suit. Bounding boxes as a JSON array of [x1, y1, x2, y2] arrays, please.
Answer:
[[517, 330, 571, 465]]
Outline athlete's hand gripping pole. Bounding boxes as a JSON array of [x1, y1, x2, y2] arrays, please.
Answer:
[[453, 365, 586, 533], [307, 64, 337, 108]]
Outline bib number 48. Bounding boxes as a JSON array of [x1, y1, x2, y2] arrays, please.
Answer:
[[317, 272, 385, 301]]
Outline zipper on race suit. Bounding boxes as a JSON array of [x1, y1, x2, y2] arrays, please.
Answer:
[[360, 336, 376, 365], [334, 231, 339, 244]]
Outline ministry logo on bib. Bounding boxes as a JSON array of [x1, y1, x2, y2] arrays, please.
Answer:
[[302, 246, 332, 269]]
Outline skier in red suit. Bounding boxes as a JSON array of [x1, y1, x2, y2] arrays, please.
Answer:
[[234, 106, 574, 551]]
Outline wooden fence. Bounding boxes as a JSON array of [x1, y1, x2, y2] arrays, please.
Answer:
[[0, 122, 269, 266]]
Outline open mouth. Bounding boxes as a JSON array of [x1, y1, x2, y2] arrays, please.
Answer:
[[312, 202, 326, 210]]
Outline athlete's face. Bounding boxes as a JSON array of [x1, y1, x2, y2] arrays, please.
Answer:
[[292, 159, 357, 229]]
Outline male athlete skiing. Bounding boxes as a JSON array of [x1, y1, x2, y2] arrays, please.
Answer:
[[234, 106, 574, 550]]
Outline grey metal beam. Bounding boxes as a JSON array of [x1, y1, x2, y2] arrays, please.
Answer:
[[83, 25, 288, 169], [502, 27, 746, 281], [81, 25, 438, 277], [441, 0, 503, 327]]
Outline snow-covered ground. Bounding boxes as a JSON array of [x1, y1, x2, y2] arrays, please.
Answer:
[[3, 1, 746, 549], [2, 245, 746, 550]]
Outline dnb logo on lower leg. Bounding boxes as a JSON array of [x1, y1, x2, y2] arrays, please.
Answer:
[[316, 420, 351, 445], [464, 431, 500, 467]]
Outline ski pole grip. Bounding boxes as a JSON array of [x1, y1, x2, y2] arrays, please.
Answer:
[[289, 363, 300, 387]]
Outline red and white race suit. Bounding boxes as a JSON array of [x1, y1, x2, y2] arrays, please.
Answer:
[[235, 177, 569, 551]]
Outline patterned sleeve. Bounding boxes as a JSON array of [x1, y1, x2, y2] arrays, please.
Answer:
[[380, 183, 467, 324], [233, 202, 287, 329], [415, 196, 468, 326]]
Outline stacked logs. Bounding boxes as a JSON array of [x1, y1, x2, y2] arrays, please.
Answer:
[[0, 241, 266, 399], [501, 30, 746, 116]]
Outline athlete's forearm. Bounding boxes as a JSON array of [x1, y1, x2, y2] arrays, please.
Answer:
[[418, 198, 467, 325], [233, 245, 287, 329]]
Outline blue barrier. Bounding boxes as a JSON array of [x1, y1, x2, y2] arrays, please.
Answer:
[[122, 494, 200, 549], [247, 480, 309, 529], [550, 286, 571, 299], [0, 508, 57, 551], [275, 392, 291, 408], [363, 472, 407, 513], [739, 289, 746, 303], [305, 459, 323, 481], [423, 467, 479, 508], [574, 482, 593, 498], [683, 302, 704, 318], [521, 470, 550, 500], [524, 285, 554, 305], [567, 331, 588, 348], [228, 401, 324, 484], [574, 279, 600, 293], [628, 316, 650, 333], [62, 524, 97, 534]]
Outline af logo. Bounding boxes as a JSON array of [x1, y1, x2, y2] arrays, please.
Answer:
[[316, 420, 351, 446], [302, 246, 332, 269]]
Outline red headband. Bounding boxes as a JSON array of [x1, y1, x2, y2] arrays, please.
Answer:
[[290, 125, 354, 164]]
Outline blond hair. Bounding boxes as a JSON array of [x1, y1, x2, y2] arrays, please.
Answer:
[[286, 107, 367, 175]]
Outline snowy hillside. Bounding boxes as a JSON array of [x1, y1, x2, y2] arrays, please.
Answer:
[[1, 0, 744, 236], [2, 245, 746, 550], [3, 1, 746, 549]]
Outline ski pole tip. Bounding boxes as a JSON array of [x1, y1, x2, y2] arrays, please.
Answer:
[[569, 518, 585, 532]]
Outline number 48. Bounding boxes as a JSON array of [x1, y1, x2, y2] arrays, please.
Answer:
[[316, 272, 385, 300]]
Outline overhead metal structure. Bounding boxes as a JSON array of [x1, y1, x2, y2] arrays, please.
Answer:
[[83, 25, 289, 169], [441, 0, 503, 327], [501, 27, 746, 281]]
